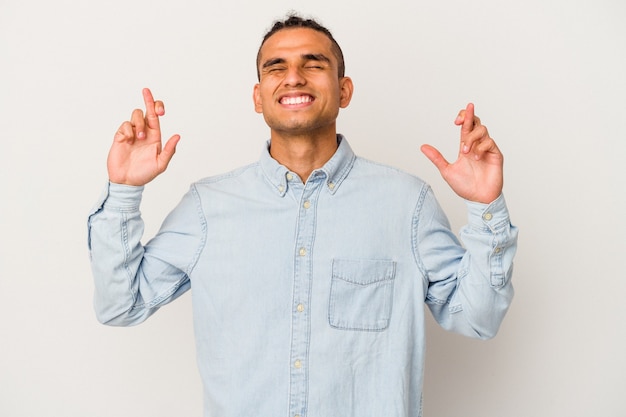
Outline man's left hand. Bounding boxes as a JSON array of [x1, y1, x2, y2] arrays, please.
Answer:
[[421, 103, 503, 204]]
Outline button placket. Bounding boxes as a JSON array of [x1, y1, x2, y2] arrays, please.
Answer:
[[288, 176, 323, 417]]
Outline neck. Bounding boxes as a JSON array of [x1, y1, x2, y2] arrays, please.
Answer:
[[269, 130, 338, 181]]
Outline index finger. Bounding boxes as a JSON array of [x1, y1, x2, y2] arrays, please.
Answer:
[[142, 87, 161, 130]]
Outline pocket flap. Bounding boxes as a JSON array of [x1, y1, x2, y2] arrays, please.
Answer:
[[332, 259, 396, 285]]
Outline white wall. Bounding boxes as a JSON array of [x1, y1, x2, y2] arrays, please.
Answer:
[[1, 0, 624, 416]]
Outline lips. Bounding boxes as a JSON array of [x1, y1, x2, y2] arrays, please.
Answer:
[[279, 95, 314, 105]]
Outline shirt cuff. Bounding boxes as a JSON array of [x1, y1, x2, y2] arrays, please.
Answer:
[[89, 181, 144, 217], [465, 194, 511, 233], [103, 182, 144, 209]]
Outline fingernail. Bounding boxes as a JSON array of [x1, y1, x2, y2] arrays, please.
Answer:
[[137, 131, 145, 139], [462, 144, 469, 153]]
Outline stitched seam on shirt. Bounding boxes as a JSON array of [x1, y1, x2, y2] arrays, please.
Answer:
[[411, 183, 432, 290], [186, 184, 209, 275], [120, 211, 139, 308], [489, 230, 508, 287]]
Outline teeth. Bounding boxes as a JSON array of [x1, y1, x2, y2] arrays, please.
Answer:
[[282, 96, 312, 105]]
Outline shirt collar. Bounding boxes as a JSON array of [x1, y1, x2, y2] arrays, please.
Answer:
[[260, 134, 356, 197]]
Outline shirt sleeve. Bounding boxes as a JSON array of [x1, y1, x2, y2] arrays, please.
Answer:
[[87, 182, 206, 326], [413, 187, 518, 339]]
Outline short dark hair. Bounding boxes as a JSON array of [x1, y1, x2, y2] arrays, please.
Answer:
[[256, 14, 345, 80]]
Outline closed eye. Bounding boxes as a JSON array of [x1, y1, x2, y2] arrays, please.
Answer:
[[303, 53, 330, 70], [262, 58, 287, 74]]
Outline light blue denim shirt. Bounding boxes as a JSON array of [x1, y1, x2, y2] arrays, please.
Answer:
[[88, 136, 517, 417]]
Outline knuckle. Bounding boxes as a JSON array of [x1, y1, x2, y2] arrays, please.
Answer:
[[114, 122, 135, 140], [114, 131, 130, 142]]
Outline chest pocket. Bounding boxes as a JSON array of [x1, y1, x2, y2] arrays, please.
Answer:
[[329, 259, 396, 331]]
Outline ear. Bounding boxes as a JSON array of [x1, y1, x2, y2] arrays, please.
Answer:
[[253, 83, 263, 113], [339, 77, 354, 108]]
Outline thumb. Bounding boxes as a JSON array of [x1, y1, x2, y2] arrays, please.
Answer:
[[158, 134, 181, 170], [420, 144, 449, 173]]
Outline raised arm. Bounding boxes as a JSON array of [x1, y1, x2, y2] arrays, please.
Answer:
[[107, 88, 180, 185], [88, 88, 191, 326], [420, 103, 503, 204], [419, 103, 516, 338]]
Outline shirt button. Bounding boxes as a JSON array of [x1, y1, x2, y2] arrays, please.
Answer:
[[494, 247, 501, 254], [328, 182, 335, 190], [303, 200, 311, 209], [286, 173, 293, 181], [483, 212, 493, 221], [294, 359, 302, 369], [297, 303, 305, 312], [278, 185, 285, 193], [299, 248, 307, 256]]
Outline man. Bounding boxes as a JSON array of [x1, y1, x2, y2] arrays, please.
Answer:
[[88, 14, 517, 417]]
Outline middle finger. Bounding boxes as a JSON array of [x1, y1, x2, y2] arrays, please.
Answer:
[[130, 108, 146, 139]]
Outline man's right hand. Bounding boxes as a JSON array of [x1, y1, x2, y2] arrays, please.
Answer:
[[107, 88, 180, 186]]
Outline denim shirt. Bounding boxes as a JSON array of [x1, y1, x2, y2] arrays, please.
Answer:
[[88, 136, 517, 417]]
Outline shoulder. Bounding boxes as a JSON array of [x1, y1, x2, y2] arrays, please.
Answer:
[[192, 162, 261, 188], [351, 156, 429, 190]]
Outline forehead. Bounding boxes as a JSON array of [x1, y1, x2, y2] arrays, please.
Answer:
[[259, 27, 335, 62]]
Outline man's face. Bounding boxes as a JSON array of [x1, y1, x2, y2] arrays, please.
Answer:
[[253, 28, 353, 137]]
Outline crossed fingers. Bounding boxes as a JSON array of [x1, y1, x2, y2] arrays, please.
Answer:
[[115, 88, 165, 143], [456, 103, 498, 160]]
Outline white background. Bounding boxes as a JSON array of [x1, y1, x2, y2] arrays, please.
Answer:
[[1, 0, 625, 416]]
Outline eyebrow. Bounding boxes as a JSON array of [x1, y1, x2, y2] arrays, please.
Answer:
[[262, 53, 332, 70], [302, 53, 331, 64], [262, 58, 286, 69]]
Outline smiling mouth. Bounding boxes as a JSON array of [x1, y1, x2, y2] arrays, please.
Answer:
[[280, 95, 314, 105]]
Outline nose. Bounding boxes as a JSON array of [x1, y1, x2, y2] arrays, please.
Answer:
[[283, 66, 306, 87]]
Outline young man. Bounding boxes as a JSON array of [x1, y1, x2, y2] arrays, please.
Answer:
[[89, 15, 517, 417]]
